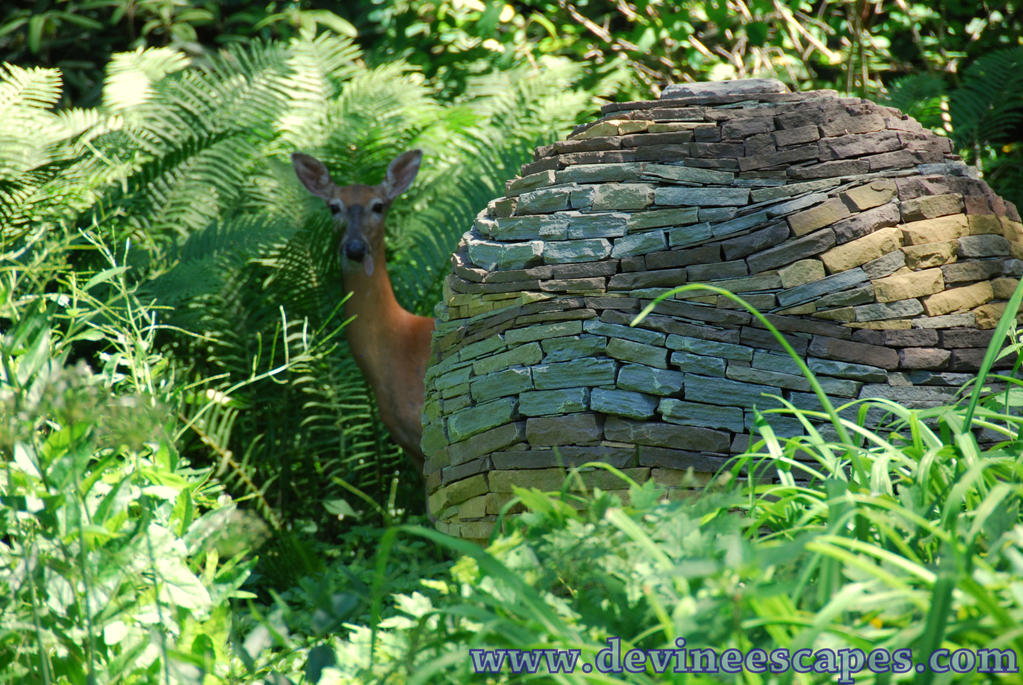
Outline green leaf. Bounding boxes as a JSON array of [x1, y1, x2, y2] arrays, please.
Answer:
[[83, 265, 128, 291], [746, 20, 769, 47], [27, 14, 47, 54], [305, 9, 357, 37]]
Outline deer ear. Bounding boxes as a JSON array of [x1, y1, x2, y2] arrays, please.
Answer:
[[292, 152, 334, 199], [384, 149, 422, 201]]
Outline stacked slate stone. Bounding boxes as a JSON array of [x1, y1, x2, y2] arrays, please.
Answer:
[[420, 78, 1023, 540]]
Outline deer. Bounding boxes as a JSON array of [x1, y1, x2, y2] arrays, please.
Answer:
[[291, 150, 434, 476]]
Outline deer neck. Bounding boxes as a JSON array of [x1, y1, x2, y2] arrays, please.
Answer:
[[341, 250, 408, 374]]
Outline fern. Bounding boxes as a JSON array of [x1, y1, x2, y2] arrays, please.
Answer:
[[950, 47, 1023, 152], [0, 64, 95, 236]]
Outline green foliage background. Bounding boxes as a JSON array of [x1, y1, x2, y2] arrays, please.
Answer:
[[1, 1, 1022, 683]]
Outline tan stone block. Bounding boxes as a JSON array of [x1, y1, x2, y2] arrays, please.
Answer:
[[973, 303, 1006, 329], [922, 281, 994, 316], [1001, 218, 1023, 241], [618, 120, 650, 134], [820, 225, 902, 273], [900, 214, 969, 245], [899, 347, 951, 369], [787, 198, 852, 236], [993, 277, 1021, 300], [873, 268, 944, 302], [973, 302, 1023, 329], [648, 122, 702, 133], [841, 179, 897, 210], [847, 319, 912, 329], [968, 214, 1003, 235], [901, 241, 957, 269], [813, 307, 855, 321], [901, 193, 964, 221], [779, 259, 826, 288], [575, 120, 622, 139]]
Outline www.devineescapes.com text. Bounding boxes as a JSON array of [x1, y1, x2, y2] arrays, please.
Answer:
[[469, 638, 1018, 682]]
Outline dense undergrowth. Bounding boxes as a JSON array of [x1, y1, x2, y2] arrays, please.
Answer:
[[4, 229, 1023, 682], [2, 18, 1023, 685]]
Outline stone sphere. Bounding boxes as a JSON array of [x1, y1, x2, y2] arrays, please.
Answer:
[[420, 79, 1023, 539]]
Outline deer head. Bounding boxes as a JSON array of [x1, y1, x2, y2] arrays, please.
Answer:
[[291, 150, 423, 276]]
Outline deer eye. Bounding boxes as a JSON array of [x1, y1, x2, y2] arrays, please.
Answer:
[[370, 200, 384, 215], [328, 200, 343, 215]]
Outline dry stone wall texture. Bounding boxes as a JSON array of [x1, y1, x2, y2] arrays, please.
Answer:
[[420, 80, 1023, 540]]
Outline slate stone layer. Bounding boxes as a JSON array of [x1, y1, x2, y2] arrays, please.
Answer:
[[420, 81, 1023, 540]]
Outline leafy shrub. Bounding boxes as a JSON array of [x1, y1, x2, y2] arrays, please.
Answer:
[[0, 231, 257, 682]]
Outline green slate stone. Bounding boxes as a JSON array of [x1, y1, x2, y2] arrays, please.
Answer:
[[541, 334, 608, 362], [627, 207, 700, 231], [654, 187, 750, 207], [447, 397, 518, 443], [543, 238, 613, 263], [532, 358, 617, 389], [582, 320, 666, 346], [616, 364, 684, 396], [472, 342, 543, 376], [684, 375, 777, 409], [515, 186, 573, 214], [470, 367, 533, 402], [519, 387, 590, 416], [666, 335, 753, 361], [611, 230, 667, 258], [658, 399, 745, 433], [669, 351, 726, 376], [506, 320, 584, 344], [591, 387, 658, 419], [606, 338, 668, 369], [434, 365, 472, 391], [564, 211, 629, 238]]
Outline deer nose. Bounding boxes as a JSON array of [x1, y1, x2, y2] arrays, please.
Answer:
[[344, 238, 367, 262]]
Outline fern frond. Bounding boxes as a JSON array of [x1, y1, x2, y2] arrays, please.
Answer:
[[102, 47, 191, 114], [0, 63, 63, 115], [950, 47, 1023, 149]]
